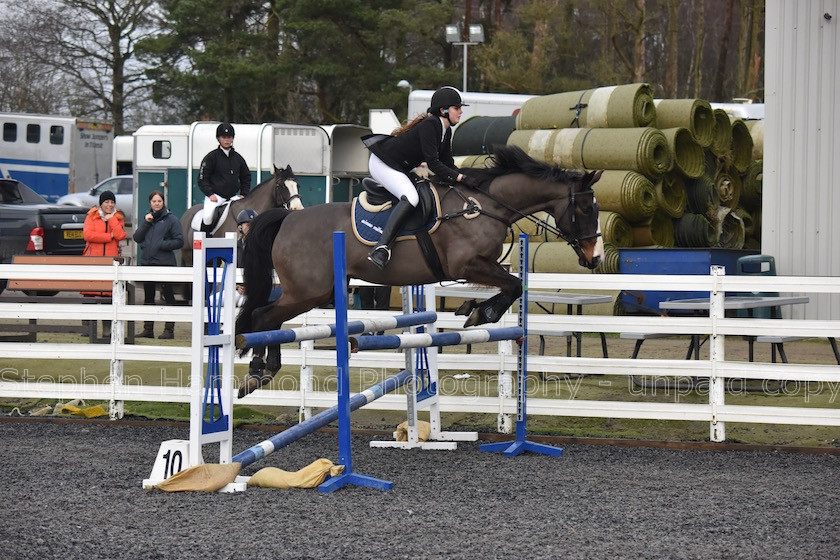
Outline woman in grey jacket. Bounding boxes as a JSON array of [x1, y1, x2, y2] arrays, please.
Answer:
[[132, 190, 184, 339]]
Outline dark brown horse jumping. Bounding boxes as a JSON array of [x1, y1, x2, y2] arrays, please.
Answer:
[[236, 145, 603, 396], [180, 164, 303, 267]]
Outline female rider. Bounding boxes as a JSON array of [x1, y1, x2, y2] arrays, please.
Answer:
[[364, 86, 480, 269]]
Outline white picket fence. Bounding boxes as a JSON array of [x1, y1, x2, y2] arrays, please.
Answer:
[[1, 261, 839, 442]]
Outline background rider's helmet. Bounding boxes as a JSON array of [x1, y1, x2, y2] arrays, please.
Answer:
[[428, 86, 469, 115], [216, 122, 235, 138], [236, 209, 257, 225]]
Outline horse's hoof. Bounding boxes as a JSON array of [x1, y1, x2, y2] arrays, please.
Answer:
[[237, 373, 274, 398], [463, 309, 481, 328], [454, 299, 478, 316]]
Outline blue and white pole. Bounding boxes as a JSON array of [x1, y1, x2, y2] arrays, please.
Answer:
[[350, 326, 524, 352], [235, 311, 438, 350], [232, 368, 411, 468]]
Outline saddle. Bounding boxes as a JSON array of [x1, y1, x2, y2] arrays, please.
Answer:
[[189, 198, 238, 234], [351, 177, 446, 280], [351, 178, 441, 245]]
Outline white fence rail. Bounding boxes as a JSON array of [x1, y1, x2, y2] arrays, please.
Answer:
[[1, 262, 839, 442]]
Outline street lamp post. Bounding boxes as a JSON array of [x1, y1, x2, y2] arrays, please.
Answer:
[[445, 23, 485, 92]]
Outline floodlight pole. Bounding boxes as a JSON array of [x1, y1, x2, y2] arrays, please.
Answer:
[[451, 42, 479, 92]]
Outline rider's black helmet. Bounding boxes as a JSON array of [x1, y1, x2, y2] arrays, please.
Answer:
[[236, 209, 257, 225], [428, 86, 468, 115], [216, 122, 235, 138]]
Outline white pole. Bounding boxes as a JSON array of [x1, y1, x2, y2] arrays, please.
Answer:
[[462, 43, 469, 92]]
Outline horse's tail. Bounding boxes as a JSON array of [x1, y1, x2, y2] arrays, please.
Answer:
[[235, 208, 290, 335]]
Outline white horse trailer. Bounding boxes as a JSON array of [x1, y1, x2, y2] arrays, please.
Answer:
[[133, 121, 372, 223], [0, 112, 113, 202]]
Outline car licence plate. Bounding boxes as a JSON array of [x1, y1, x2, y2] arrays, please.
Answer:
[[63, 230, 84, 239]]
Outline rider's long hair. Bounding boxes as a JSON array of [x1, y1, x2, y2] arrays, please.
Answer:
[[391, 113, 432, 136], [235, 208, 290, 337]]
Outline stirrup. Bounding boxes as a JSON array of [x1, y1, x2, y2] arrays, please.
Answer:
[[367, 245, 391, 270]]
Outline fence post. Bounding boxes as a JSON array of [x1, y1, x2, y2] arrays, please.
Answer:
[[709, 265, 726, 442]]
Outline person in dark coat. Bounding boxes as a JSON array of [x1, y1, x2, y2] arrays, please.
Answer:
[[133, 190, 184, 339], [364, 86, 480, 269], [197, 122, 251, 233]]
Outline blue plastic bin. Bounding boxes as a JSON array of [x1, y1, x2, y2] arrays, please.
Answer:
[[618, 248, 759, 315]]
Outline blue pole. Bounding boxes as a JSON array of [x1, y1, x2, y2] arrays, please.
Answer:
[[480, 233, 564, 457]]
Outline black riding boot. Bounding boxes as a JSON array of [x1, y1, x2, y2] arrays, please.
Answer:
[[368, 196, 414, 270]]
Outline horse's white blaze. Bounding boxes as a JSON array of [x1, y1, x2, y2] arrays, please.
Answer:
[[286, 179, 304, 210], [593, 205, 604, 259]]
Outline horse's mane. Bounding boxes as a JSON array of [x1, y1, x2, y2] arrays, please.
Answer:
[[466, 145, 583, 188]]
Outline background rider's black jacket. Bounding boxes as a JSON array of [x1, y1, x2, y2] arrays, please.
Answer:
[[198, 147, 251, 199]]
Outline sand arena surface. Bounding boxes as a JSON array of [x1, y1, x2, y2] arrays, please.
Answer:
[[1, 420, 838, 559]]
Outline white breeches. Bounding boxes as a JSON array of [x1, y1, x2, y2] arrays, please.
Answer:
[[368, 154, 419, 207], [202, 195, 229, 224]]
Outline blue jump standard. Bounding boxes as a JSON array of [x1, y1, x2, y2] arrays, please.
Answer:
[[480, 233, 564, 458], [319, 231, 394, 492]]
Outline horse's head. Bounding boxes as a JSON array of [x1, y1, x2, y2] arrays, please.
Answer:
[[556, 170, 603, 269], [273, 164, 304, 210]]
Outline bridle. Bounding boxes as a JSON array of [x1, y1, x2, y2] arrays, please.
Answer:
[[440, 182, 601, 251], [275, 175, 302, 209]]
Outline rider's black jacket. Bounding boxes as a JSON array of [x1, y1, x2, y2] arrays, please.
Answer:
[[198, 146, 251, 199], [365, 116, 461, 184]]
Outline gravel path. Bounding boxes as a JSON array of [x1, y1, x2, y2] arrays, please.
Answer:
[[0, 420, 838, 559]]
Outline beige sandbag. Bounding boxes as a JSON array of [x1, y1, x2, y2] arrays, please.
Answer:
[[247, 458, 344, 489], [154, 463, 241, 493], [395, 420, 432, 442]]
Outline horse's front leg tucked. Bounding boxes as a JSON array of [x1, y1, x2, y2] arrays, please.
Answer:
[[237, 344, 282, 398], [464, 291, 521, 327]]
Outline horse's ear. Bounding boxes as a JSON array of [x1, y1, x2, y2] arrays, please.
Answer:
[[285, 164, 292, 173], [583, 170, 603, 187], [273, 164, 280, 173]]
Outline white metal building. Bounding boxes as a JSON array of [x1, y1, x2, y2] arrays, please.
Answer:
[[764, 0, 839, 319]]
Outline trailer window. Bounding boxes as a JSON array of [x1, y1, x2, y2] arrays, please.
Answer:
[[26, 124, 40, 143], [152, 140, 172, 159], [2, 123, 16, 142], [49, 125, 64, 145]]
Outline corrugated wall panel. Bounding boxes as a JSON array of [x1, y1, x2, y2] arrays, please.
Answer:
[[764, 0, 839, 319]]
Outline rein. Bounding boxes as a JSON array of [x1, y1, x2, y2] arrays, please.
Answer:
[[439, 182, 600, 250]]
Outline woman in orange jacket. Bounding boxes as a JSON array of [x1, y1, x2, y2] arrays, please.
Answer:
[[83, 190, 126, 256], [82, 190, 127, 338]]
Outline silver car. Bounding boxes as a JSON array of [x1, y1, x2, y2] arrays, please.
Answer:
[[57, 175, 134, 225]]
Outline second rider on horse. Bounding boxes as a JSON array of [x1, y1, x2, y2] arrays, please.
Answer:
[[363, 86, 481, 269], [198, 122, 251, 234]]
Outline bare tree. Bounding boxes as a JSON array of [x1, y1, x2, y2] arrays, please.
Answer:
[[712, 0, 735, 101], [5, 0, 156, 133], [663, 0, 679, 97], [693, 0, 705, 97]]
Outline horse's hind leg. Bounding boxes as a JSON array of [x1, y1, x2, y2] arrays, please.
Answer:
[[238, 291, 333, 397], [238, 343, 281, 398]]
